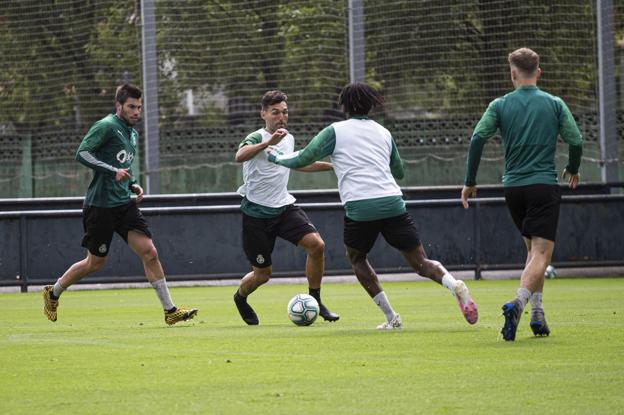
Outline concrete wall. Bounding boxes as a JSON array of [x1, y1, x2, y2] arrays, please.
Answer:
[[1, 188, 623, 290]]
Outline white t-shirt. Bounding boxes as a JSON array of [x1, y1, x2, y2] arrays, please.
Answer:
[[237, 128, 296, 208], [331, 118, 402, 204]]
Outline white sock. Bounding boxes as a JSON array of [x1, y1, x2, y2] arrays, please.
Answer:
[[441, 272, 457, 293], [373, 291, 396, 322], [530, 292, 543, 310], [516, 287, 531, 308], [151, 278, 175, 311], [52, 280, 66, 297]]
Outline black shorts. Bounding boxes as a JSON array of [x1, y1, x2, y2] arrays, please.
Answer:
[[344, 212, 421, 254], [504, 184, 561, 242], [242, 205, 317, 268], [81, 202, 152, 257]]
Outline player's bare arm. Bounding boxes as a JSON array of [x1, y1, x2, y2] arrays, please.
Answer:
[[296, 161, 333, 172], [235, 128, 288, 162]]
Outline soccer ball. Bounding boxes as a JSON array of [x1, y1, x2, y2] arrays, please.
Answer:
[[544, 265, 557, 279], [287, 294, 319, 326]]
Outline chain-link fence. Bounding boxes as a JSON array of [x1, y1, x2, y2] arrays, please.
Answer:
[[1, 0, 622, 197]]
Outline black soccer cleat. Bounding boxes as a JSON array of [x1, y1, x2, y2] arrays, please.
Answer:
[[501, 299, 523, 341], [319, 303, 340, 322], [530, 309, 551, 337], [234, 292, 259, 325]]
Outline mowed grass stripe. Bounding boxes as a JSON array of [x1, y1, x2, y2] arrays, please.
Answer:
[[1, 278, 622, 414]]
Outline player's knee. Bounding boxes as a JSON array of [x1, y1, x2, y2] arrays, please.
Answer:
[[87, 256, 106, 273], [307, 238, 325, 258], [346, 249, 366, 265], [254, 269, 271, 284], [142, 245, 159, 263]]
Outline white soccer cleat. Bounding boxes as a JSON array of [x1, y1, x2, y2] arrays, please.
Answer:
[[453, 280, 478, 324], [376, 313, 402, 330]]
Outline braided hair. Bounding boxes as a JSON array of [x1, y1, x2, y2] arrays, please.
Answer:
[[338, 83, 384, 117]]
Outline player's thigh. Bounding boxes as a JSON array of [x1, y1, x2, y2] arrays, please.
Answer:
[[81, 205, 115, 257], [126, 229, 157, 258], [380, 212, 421, 251], [343, 216, 381, 254], [523, 184, 561, 242], [276, 205, 318, 246], [242, 214, 277, 268]]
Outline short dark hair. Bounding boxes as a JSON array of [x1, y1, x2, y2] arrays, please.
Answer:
[[508, 48, 539, 76], [338, 83, 384, 117], [115, 84, 142, 104], [261, 90, 287, 110]]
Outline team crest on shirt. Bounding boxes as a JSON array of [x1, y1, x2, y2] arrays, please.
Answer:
[[98, 244, 108, 254], [131, 132, 137, 147], [256, 254, 265, 264]]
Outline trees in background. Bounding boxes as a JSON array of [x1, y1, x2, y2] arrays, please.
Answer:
[[0, 0, 617, 135]]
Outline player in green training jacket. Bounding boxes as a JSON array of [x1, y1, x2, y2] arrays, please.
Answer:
[[461, 48, 583, 341], [42, 84, 197, 325]]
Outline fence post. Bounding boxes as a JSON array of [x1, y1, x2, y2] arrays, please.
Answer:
[[473, 200, 482, 280], [348, 0, 365, 83], [596, 0, 619, 185], [18, 133, 33, 198], [141, 0, 161, 194], [18, 215, 29, 293]]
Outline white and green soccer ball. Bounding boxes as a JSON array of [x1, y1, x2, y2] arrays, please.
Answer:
[[544, 265, 557, 279], [287, 294, 319, 326]]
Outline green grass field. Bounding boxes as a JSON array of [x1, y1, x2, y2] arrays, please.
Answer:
[[1, 278, 623, 414]]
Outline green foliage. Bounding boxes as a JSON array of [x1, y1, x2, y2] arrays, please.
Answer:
[[1, 279, 623, 414], [0, 1, 610, 132], [0, 0, 141, 133]]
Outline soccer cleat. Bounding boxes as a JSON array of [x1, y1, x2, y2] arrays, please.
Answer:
[[42, 285, 59, 322], [453, 280, 479, 324], [376, 313, 402, 330], [165, 307, 198, 325], [530, 309, 551, 337], [319, 303, 340, 322], [234, 292, 259, 325], [501, 299, 523, 341]]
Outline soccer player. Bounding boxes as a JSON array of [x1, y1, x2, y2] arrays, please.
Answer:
[[267, 83, 478, 329], [42, 84, 198, 325], [233, 90, 339, 325], [461, 48, 583, 341]]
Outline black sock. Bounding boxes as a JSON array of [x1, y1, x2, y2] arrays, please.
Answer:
[[309, 288, 321, 304], [235, 290, 246, 301]]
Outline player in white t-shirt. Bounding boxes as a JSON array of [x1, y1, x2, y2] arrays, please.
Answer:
[[233, 90, 339, 325], [268, 83, 478, 329]]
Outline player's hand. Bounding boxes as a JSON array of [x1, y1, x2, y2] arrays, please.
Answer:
[[561, 168, 580, 189], [115, 168, 132, 182], [461, 185, 477, 209], [266, 146, 283, 163], [130, 184, 144, 203], [266, 128, 288, 146]]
